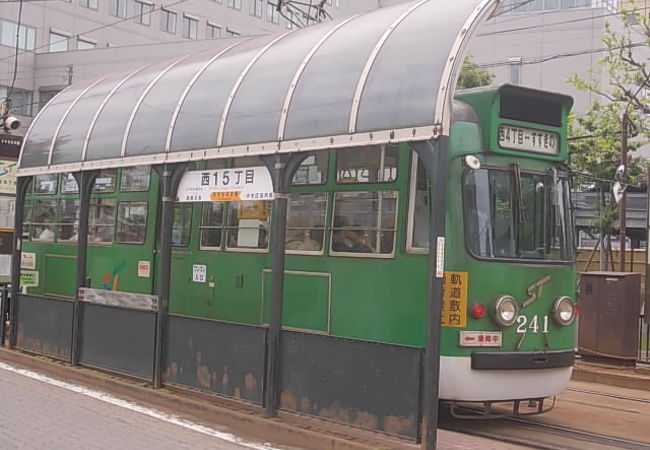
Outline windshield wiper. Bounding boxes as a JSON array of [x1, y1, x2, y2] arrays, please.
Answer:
[[511, 163, 524, 256]]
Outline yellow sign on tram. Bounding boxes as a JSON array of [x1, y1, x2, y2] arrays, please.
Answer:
[[441, 271, 468, 327]]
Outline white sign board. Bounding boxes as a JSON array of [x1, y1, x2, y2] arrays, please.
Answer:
[[138, 260, 151, 278], [21, 252, 36, 270], [192, 264, 207, 283], [177, 166, 274, 202]]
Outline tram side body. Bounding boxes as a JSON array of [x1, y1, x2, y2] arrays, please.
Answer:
[[19, 85, 577, 406]]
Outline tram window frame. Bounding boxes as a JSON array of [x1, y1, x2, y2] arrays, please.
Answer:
[[30, 199, 57, 242], [34, 174, 58, 195], [199, 202, 225, 251], [406, 154, 430, 254], [330, 190, 398, 258], [335, 144, 398, 185], [116, 201, 148, 244], [225, 200, 271, 252], [56, 198, 80, 243], [286, 192, 327, 254], [291, 152, 328, 186], [88, 198, 116, 245], [172, 203, 192, 247], [60, 173, 80, 194], [92, 169, 118, 193], [120, 165, 151, 192]]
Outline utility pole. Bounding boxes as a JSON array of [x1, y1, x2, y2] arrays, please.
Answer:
[[618, 111, 628, 272]]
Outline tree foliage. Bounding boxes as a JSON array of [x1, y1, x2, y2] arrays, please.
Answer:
[[457, 54, 495, 90], [568, 4, 649, 190]]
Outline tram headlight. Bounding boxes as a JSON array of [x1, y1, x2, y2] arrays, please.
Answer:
[[492, 295, 519, 327], [553, 296, 576, 326]]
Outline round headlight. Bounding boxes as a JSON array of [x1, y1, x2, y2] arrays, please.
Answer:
[[553, 296, 576, 326], [492, 295, 519, 327]]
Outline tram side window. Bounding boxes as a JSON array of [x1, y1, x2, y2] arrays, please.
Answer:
[[172, 203, 192, 247], [286, 193, 327, 253], [291, 152, 328, 185], [30, 199, 56, 242], [409, 156, 430, 250], [93, 169, 117, 193], [34, 174, 58, 194], [60, 173, 79, 194], [336, 144, 398, 184], [226, 201, 270, 250], [117, 202, 148, 244], [120, 165, 151, 192], [331, 191, 398, 256], [200, 202, 225, 250], [57, 199, 80, 243], [89, 198, 116, 244]]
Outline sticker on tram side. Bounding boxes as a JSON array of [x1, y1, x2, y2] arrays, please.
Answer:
[[20, 270, 38, 287], [138, 261, 151, 278], [459, 331, 502, 347], [192, 264, 207, 283], [441, 271, 467, 327], [20, 252, 36, 270]]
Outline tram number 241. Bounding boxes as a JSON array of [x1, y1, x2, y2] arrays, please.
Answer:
[[516, 315, 549, 334]]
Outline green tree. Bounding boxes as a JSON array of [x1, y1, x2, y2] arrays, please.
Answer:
[[457, 54, 495, 89]]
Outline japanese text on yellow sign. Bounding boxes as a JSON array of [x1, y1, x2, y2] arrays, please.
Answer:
[[442, 271, 468, 327]]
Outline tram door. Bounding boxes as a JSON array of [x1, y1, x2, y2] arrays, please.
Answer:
[[85, 166, 160, 296]]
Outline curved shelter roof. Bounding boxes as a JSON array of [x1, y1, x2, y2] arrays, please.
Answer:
[[18, 0, 500, 176]]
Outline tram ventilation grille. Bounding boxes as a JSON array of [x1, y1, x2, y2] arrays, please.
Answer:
[[500, 92, 562, 128]]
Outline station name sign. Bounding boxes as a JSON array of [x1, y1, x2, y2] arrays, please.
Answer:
[[177, 166, 275, 202]]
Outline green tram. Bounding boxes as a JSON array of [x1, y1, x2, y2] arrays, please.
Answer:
[[12, 0, 577, 440]]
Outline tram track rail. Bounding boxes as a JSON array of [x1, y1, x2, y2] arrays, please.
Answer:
[[564, 387, 650, 404], [439, 405, 650, 450]]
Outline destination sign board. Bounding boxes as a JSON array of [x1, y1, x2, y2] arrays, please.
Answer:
[[498, 124, 559, 155], [177, 166, 275, 202]]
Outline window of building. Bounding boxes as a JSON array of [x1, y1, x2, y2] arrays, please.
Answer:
[[77, 38, 96, 50], [509, 57, 522, 85], [161, 9, 177, 34], [120, 165, 150, 192], [0, 20, 36, 51], [93, 169, 117, 193], [226, 0, 241, 10], [250, 0, 263, 17], [331, 191, 398, 256], [109, 0, 127, 17], [117, 201, 148, 244], [30, 199, 56, 242], [172, 204, 192, 247], [0, 86, 32, 116], [286, 193, 327, 253], [336, 145, 398, 184], [200, 202, 225, 249], [89, 198, 115, 244], [49, 31, 69, 52], [226, 28, 240, 37], [134, 1, 152, 25], [182, 15, 198, 39], [267, 2, 280, 24], [207, 22, 221, 39], [57, 199, 80, 243], [80, 0, 99, 10], [39, 89, 61, 109], [34, 174, 58, 194]]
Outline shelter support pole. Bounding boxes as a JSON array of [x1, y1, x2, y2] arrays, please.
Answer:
[[153, 163, 189, 389], [8, 176, 32, 348], [71, 171, 98, 365], [262, 153, 307, 417], [411, 139, 448, 450], [619, 112, 629, 271]]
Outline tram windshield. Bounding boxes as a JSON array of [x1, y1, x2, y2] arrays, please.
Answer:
[[463, 167, 572, 262]]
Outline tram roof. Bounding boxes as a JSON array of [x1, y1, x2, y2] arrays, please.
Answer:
[[18, 0, 501, 176]]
